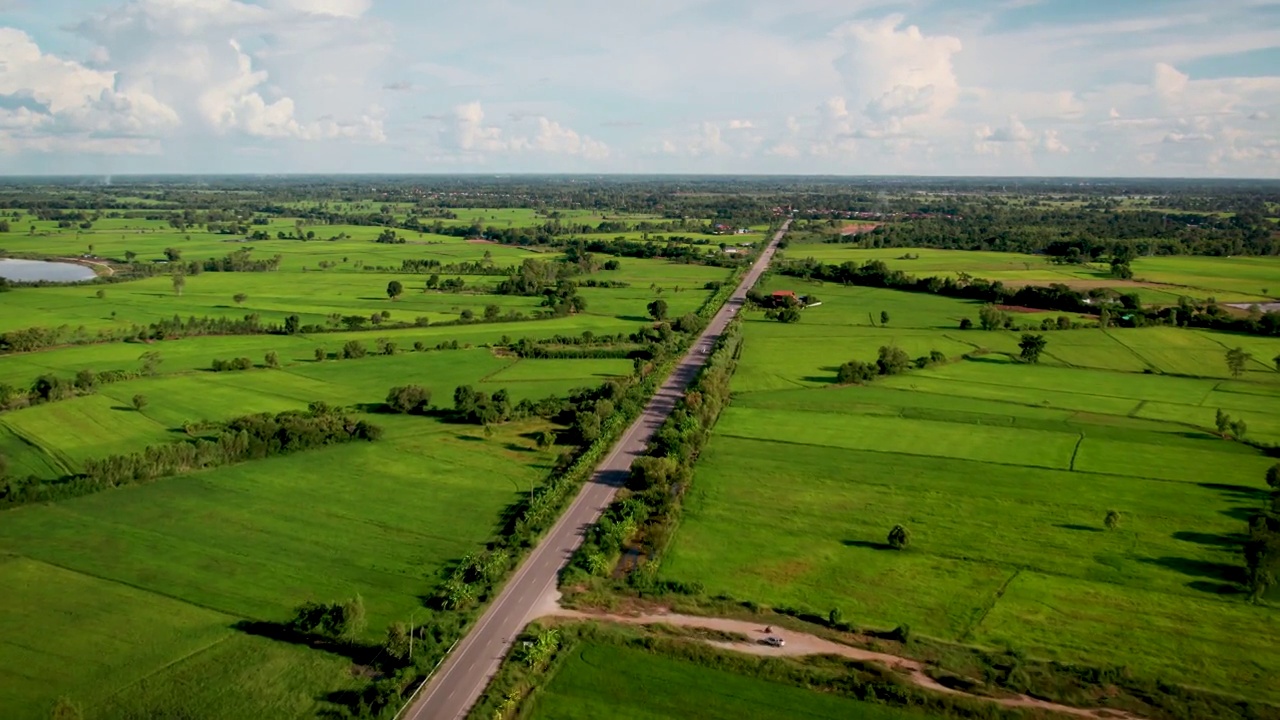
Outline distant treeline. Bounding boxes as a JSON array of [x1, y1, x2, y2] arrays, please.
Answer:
[[776, 258, 1280, 337], [833, 207, 1277, 257], [0, 405, 381, 508]]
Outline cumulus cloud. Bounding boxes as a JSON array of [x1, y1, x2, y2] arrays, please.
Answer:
[[61, 0, 387, 148], [832, 15, 962, 126], [442, 101, 607, 160], [0, 27, 179, 153]]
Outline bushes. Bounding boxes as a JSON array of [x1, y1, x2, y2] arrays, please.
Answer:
[[211, 357, 253, 372], [385, 385, 432, 414], [289, 594, 367, 640]]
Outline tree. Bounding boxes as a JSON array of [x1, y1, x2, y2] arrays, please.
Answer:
[[887, 524, 911, 550], [383, 622, 412, 663], [426, 274, 440, 290], [1216, 408, 1231, 435], [74, 368, 96, 391], [265, 351, 280, 368], [124, 250, 137, 262], [1226, 347, 1252, 378], [314, 347, 326, 362], [387, 280, 404, 300], [163, 247, 181, 261], [1231, 418, 1249, 439], [776, 307, 801, 323], [836, 360, 877, 384], [647, 298, 668, 320], [1104, 510, 1122, 530], [828, 607, 844, 626], [959, 318, 973, 330], [95, 289, 105, 299], [342, 340, 367, 359], [139, 351, 162, 375], [978, 304, 1007, 331], [484, 304, 501, 321], [131, 394, 147, 411], [460, 308, 475, 321], [1267, 463, 1280, 491], [880, 310, 890, 325], [1018, 334, 1048, 363], [386, 384, 432, 414], [1274, 353, 1280, 372], [341, 594, 366, 639], [233, 293, 248, 306], [537, 431, 555, 449], [171, 271, 186, 296], [284, 314, 301, 335], [876, 345, 911, 376]]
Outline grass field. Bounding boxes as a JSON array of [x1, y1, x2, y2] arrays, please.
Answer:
[[659, 279, 1280, 703], [0, 206, 729, 718], [528, 642, 939, 720], [780, 245, 1280, 304], [0, 354, 588, 716]]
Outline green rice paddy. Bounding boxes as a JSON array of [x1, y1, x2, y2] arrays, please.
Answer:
[[660, 279, 1280, 703]]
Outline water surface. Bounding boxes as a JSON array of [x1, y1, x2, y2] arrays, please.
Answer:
[[0, 258, 97, 283]]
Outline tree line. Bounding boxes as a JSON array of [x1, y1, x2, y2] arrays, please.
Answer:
[[0, 404, 381, 508], [777, 258, 1280, 338]]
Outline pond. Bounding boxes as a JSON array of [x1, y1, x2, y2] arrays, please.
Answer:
[[0, 258, 98, 283]]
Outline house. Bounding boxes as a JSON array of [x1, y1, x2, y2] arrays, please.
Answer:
[[771, 290, 797, 301]]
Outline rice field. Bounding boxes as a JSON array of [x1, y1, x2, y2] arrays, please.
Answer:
[[658, 279, 1280, 703]]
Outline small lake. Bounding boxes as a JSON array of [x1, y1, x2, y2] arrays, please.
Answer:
[[0, 258, 98, 283]]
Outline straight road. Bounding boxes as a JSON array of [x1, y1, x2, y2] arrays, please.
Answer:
[[403, 219, 791, 720]]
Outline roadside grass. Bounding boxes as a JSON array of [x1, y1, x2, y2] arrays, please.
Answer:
[[657, 280, 1280, 703], [529, 642, 936, 720]]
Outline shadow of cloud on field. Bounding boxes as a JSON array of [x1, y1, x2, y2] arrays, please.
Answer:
[[843, 539, 893, 550], [1055, 523, 1104, 533]]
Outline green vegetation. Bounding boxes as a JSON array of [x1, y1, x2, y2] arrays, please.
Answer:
[[528, 642, 937, 720], [655, 278, 1280, 704], [0, 179, 759, 718]]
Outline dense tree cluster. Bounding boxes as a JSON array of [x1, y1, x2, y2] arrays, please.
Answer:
[[837, 206, 1277, 257], [289, 595, 367, 640], [569, 324, 742, 581]]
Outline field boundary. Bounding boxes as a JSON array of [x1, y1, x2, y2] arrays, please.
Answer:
[[958, 568, 1021, 643]]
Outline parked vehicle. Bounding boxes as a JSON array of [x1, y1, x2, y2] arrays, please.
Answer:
[[764, 636, 785, 647]]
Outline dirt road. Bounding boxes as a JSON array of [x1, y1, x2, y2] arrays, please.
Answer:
[[548, 608, 1142, 720]]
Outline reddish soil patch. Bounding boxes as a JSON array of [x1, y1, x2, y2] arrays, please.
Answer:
[[465, 237, 499, 244], [996, 304, 1047, 314], [839, 223, 880, 236]]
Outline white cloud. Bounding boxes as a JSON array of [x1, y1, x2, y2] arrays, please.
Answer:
[[0, 27, 179, 153], [832, 15, 962, 126], [441, 101, 607, 160]]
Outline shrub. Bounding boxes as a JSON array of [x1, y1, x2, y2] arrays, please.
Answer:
[[887, 524, 911, 550], [386, 385, 432, 414]]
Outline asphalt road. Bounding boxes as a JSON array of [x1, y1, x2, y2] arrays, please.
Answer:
[[403, 219, 791, 720]]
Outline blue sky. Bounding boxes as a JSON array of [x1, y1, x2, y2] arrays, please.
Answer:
[[0, 0, 1278, 176]]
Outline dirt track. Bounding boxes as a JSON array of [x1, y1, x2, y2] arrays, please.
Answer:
[[548, 608, 1141, 720]]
